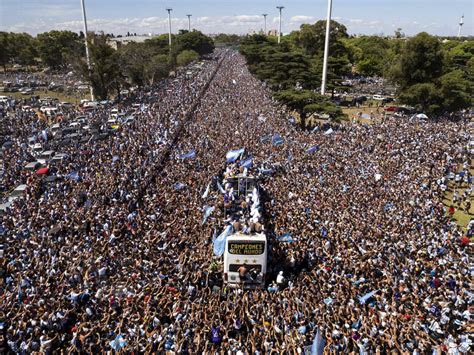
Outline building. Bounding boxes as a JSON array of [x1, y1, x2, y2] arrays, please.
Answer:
[[107, 35, 156, 50]]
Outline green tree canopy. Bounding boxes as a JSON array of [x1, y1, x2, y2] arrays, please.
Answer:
[[176, 49, 199, 67], [36, 30, 83, 69], [391, 32, 444, 89]]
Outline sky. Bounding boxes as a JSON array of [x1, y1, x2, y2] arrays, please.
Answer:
[[1, 0, 472, 37]]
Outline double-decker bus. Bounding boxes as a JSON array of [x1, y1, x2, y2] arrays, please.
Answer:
[[218, 168, 268, 288]]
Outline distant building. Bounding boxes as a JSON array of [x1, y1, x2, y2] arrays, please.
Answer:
[[107, 35, 156, 50]]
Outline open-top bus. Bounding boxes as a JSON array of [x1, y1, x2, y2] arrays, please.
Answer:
[[219, 169, 268, 288]]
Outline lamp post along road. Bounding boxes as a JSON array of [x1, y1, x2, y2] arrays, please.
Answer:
[[276, 6, 284, 44], [80, 0, 94, 101], [321, 0, 333, 95], [262, 14, 268, 35], [187, 14, 192, 31], [166, 8, 172, 46]]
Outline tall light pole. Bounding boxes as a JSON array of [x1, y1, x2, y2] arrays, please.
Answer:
[[262, 13, 268, 35], [166, 8, 172, 46], [187, 14, 192, 32], [276, 6, 284, 44], [80, 0, 94, 101], [321, 0, 333, 95], [457, 14, 464, 38]]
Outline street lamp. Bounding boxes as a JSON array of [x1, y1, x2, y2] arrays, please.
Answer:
[[80, 0, 94, 101], [166, 8, 172, 46], [276, 6, 284, 44], [262, 13, 268, 35], [187, 14, 192, 32], [321, 0, 333, 95]]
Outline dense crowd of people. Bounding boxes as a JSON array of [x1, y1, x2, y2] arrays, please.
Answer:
[[1, 49, 472, 354]]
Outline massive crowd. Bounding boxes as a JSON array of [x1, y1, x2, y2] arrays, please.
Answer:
[[1, 49, 472, 354]]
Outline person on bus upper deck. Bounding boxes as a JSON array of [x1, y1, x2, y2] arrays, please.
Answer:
[[238, 264, 248, 282]]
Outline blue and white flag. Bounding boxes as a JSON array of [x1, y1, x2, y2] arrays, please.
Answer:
[[305, 146, 319, 154], [67, 171, 80, 182], [202, 183, 211, 199], [324, 128, 334, 135], [109, 334, 126, 351], [310, 328, 326, 355], [258, 167, 273, 175], [272, 134, 284, 146], [240, 156, 253, 169], [140, 103, 146, 112], [216, 181, 226, 194], [202, 206, 215, 225], [41, 130, 48, 142], [311, 126, 320, 133], [178, 150, 196, 160], [260, 135, 271, 144], [226, 148, 245, 163], [173, 182, 186, 190], [358, 290, 377, 304], [276, 233, 293, 242], [213, 225, 233, 256], [112, 155, 120, 162]]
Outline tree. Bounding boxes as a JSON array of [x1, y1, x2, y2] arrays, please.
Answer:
[[394, 28, 404, 39], [292, 20, 348, 56], [36, 30, 82, 69], [7, 33, 37, 66], [252, 45, 318, 90], [274, 89, 345, 128], [390, 32, 444, 89], [0, 32, 11, 71], [437, 70, 472, 113], [344, 36, 390, 76], [398, 83, 441, 114], [76, 35, 123, 100], [173, 30, 214, 56], [176, 49, 199, 67]]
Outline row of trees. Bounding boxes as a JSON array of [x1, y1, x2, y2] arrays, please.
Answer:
[[240, 23, 472, 120], [81, 30, 214, 99], [0, 31, 86, 70], [240, 21, 352, 127], [0, 29, 215, 100]]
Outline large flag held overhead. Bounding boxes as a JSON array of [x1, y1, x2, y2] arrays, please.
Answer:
[[213, 225, 233, 256], [240, 156, 253, 169], [202, 206, 215, 225], [305, 145, 319, 154], [358, 290, 378, 304], [216, 181, 226, 194], [276, 233, 294, 242], [178, 150, 196, 160], [272, 134, 284, 146], [109, 334, 127, 351], [310, 328, 326, 355], [226, 148, 245, 163], [202, 183, 211, 199]]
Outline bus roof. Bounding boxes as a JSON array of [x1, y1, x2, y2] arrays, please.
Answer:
[[227, 232, 266, 241]]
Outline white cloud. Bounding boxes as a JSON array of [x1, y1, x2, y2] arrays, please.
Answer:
[[290, 16, 316, 23]]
